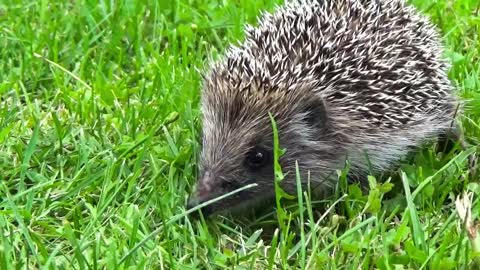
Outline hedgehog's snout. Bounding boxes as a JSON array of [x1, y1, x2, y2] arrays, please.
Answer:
[[186, 196, 199, 210], [186, 192, 213, 218], [186, 196, 213, 218], [186, 171, 215, 216]]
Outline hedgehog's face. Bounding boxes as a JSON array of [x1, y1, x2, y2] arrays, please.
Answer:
[[187, 137, 277, 216], [187, 87, 338, 216]]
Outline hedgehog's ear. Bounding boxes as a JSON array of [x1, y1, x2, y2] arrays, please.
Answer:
[[303, 96, 328, 131]]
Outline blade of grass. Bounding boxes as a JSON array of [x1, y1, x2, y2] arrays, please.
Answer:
[[402, 172, 427, 253]]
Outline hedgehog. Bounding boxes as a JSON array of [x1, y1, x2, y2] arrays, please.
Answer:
[[186, 0, 459, 216]]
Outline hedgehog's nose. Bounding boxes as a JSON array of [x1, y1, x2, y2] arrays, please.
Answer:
[[186, 196, 199, 210], [186, 196, 213, 218], [186, 196, 201, 219]]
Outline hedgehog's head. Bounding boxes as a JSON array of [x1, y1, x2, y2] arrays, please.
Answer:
[[186, 72, 340, 216]]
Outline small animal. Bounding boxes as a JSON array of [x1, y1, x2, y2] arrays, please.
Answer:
[[187, 0, 458, 216]]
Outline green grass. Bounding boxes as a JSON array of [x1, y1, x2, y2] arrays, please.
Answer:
[[0, 0, 479, 268]]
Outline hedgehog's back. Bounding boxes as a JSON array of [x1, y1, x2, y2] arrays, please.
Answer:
[[207, 0, 456, 130]]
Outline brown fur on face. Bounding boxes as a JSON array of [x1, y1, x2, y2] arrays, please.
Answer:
[[188, 80, 345, 215]]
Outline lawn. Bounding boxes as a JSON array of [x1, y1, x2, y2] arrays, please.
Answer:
[[0, 0, 479, 269]]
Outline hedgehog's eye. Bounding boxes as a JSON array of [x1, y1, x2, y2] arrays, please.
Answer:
[[245, 146, 270, 170]]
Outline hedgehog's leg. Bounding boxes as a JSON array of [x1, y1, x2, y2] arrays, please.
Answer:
[[437, 124, 477, 179]]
